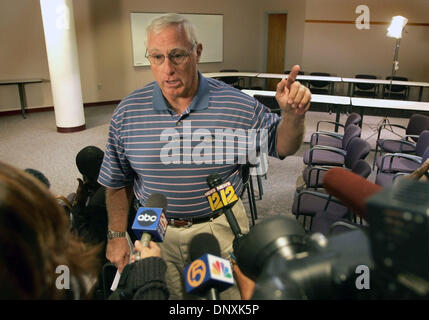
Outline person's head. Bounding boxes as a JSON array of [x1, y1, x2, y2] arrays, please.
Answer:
[[24, 168, 51, 189], [146, 13, 203, 102], [75, 146, 104, 185], [0, 161, 101, 299]]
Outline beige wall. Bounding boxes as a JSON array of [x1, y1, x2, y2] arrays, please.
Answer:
[[302, 0, 429, 99], [1, 0, 428, 112]]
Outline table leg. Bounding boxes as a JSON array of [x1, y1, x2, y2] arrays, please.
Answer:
[[17, 83, 27, 119]]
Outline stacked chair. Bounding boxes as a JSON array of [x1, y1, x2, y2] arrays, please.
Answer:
[[372, 114, 429, 169], [293, 114, 372, 231]]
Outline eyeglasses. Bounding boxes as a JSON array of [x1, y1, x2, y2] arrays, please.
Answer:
[[145, 43, 196, 65]]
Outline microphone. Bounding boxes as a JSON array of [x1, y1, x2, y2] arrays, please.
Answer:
[[131, 193, 168, 247], [323, 167, 382, 220], [205, 173, 243, 238], [184, 233, 234, 300]]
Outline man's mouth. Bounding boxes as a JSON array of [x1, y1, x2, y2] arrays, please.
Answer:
[[165, 80, 180, 86]]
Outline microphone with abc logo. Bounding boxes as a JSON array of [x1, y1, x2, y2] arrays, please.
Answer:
[[131, 193, 168, 247], [184, 233, 234, 300]]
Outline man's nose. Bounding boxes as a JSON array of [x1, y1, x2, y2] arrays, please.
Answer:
[[161, 56, 175, 75]]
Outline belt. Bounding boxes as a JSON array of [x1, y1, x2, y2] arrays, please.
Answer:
[[168, 211, 223, 228]]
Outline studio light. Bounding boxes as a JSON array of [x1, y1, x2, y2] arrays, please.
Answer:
[[387, 16, 408, 39]]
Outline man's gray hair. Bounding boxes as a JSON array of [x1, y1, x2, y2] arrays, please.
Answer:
[[146, 13, 198, 45]]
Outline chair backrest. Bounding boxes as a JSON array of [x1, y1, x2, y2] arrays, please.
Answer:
[[309, 72, 331, 88], [344, 113, 362, 128], [342, 124, 361, 150], [285, 70, 305, 75], [253, 95, 281, 114], [345, 137, 371, 169], [422, 146, 429, 163], [385, 76, 408, 93], [355, 74, 377, 90], [406, 114, 429, 142], [219, 69, 239, 85], [416, 130, 429, 157], [351, 159, 372, 179]]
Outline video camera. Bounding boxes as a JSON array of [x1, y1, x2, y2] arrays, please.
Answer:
[[234, 178, 429, 299]]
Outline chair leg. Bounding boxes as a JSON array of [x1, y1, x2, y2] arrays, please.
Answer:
[[372, 144, 379, 170], [246, 185, 256, 226], [256, 174, 263, 200], [248, 175, 258, 220]]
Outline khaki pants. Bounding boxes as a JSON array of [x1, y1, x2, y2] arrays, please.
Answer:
[[158, 199, 250, 300]]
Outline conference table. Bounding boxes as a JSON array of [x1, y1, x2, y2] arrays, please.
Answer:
[[0, 78, 46, 118], [242, 90, 429, 133], [256, 73, 342, 95], [203, 72, 260, 88], [342, 78, 429, 101], [242, 89, 350, 132], [203, 72, 429, 102]]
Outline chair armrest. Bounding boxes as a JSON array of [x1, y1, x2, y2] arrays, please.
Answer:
[[379, 138, 416, 152], [379, 153, 422, 173], [305, 165, 336, 185], [295, 190, 344, 214], [310, 131, 343, 147], [308, 145, 347, 164], [316, 120, 345, 132]]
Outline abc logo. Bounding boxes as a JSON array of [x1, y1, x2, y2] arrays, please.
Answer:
[[137, 210, 158, 226]]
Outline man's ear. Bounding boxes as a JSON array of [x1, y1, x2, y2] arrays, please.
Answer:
[[196, 43, 203, 63]]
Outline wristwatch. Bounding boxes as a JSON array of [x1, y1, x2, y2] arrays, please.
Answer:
[[107, 230, 126, 240]]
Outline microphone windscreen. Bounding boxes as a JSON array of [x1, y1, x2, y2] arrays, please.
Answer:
[[324, 167, 382, 219], [145, 193, 168, 212], [189, 233, 221, 260]]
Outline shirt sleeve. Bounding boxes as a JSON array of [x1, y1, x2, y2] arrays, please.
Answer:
[[97, 105, 134, 189]]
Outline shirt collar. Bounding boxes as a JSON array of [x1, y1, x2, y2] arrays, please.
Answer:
[[152, 71, 209, 113]]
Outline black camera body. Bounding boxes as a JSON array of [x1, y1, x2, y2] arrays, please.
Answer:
[[235, 178, 429, 299]]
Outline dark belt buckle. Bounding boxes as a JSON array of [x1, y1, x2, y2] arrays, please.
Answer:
[[170, 218, 193, 228]]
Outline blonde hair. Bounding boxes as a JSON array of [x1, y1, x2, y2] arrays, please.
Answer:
[[146, 13, 198, 46]]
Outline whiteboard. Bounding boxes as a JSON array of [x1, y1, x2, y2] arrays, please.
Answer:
[[130, 13, 223, 67]]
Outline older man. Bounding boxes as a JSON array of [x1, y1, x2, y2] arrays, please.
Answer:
[[98, 13, 311, 299]]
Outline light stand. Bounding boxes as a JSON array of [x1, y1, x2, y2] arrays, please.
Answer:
[[370, 16, 408, 141]]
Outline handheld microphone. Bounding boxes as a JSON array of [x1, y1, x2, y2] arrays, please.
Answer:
[[205, 173, 243, 238], [131, 193, 168, 247], [184, 233, 235, 299], [323, 167, 382, 220]]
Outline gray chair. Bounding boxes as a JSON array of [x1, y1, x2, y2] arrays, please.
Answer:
[[303, 138, 371, 189], [376, 130, 429, 174], [292, 159, 371, 231], [352, 74, 378, 98], [303, 124, 361, 167], [373, 114, 429, 169], [310, 113, 362, 148]]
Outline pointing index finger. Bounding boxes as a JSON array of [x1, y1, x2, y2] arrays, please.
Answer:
[[286, 65, 301, 89]]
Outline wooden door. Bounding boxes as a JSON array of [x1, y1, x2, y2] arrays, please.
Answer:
[[266, 14, 287, 90]]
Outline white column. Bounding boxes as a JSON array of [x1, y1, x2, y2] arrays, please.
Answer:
[[40, 0, 85, 132]]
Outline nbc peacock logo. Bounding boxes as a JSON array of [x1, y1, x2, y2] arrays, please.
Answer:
[[211, 260, 232, 279]]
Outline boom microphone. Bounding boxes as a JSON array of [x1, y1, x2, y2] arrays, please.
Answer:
[[184, 233, 234, 300], [131, 193, 168, 247], [205, 173, 243, 238], [323, 167, 382, 220]]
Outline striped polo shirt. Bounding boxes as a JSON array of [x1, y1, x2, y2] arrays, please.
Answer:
[[98, 71, 281, 219]]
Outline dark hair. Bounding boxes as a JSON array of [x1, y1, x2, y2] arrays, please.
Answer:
[[24, 168, 51, 189], [75, 146, 104, 183], [0, 161, 102, 299]]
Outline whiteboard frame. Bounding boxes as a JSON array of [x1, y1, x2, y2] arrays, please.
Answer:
[[130, 12, 224, 67]]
